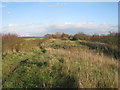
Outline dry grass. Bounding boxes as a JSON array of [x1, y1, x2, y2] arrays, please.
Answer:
[[45, 46, 118, 88], [2, 34, 47, 55], [2, 37, 119, 88]]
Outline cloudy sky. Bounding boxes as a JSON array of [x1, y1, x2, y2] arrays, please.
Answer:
[[1, 2, 118, 36]]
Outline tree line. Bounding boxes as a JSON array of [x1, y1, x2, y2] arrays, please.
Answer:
[[44, 32, 119, 46]]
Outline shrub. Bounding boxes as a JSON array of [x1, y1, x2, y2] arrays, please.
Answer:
[[73, 33, 88, 40], [2, 34, 24, 55]]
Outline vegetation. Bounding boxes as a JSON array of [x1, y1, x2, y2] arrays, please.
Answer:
[[73, 32, 119, 47], [45, 32, 73, 39], [2, 34, 47, 56], [45, 32, 119, 47], [2, 33, 119, 88]]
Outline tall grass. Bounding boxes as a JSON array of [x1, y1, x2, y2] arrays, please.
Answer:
[[3, 42, 118, 88], [78, 40, 120, 59]]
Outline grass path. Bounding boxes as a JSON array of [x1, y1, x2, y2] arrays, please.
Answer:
[[2, 39, 119, 88]]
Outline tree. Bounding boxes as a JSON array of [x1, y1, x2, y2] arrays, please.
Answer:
[[73, 34, 80, 40], [73, 32, 87, 40]]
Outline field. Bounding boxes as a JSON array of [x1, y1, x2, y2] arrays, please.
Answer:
[[23, 37, 44, 40], [2, 34, 119, 88]]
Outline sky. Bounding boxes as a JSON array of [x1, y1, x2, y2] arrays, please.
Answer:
[[1, 2, 118, 36]]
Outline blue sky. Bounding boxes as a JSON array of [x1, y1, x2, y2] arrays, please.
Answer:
[[1, 2, 118, 36]]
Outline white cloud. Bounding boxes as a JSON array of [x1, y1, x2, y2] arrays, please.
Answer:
[[3, 23, 46, 36], [8, 24, 17, 27], [2, 22, 118, 36]]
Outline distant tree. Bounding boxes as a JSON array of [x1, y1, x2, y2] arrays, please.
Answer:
[[73, 34, 80, 40], [61, 33, 69, 39], [73, 32, 87, 40]]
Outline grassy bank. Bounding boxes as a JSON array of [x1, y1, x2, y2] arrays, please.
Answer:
[[2, 38, 119, 88]]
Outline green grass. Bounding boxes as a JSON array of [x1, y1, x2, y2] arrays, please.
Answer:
[[2, 39, 119, 88], [24, 38, 44, 40]]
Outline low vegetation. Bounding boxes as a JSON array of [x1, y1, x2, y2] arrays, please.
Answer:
[[2, 33, 119, 88]]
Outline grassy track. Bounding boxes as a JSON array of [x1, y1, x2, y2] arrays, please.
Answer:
[[2, 39, 119, 88], [24, 38, 44, 40]]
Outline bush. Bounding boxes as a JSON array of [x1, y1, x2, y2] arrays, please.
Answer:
[[73, 33, 88, 40], [2, 34, 24, 55], [2, 34, 48, 55]]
